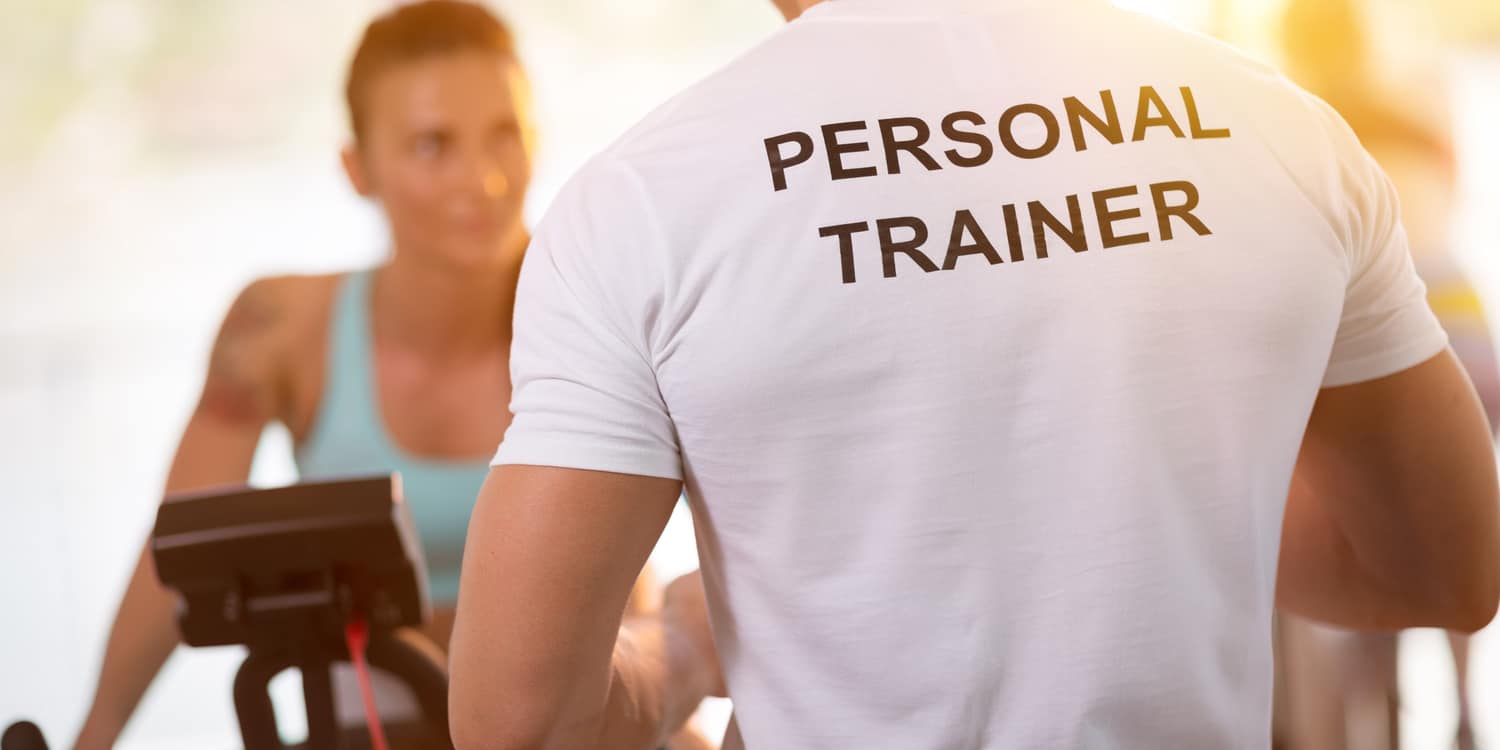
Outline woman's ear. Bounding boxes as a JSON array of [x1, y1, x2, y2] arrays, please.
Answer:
[[341, 143, 375, 197]]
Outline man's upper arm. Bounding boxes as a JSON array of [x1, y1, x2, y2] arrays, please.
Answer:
[[1294, 349, 1499, 604], [449, 466, 680, 746], [450, 155, 686, 744], [1304, 348, 1496, 510], [1278, 95, 1498, 627]]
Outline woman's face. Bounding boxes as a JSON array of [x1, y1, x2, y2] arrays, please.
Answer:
[[348, 51, 534, 270]]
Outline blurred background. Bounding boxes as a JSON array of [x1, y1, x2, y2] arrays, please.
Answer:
[[0, 0, 1497, 748]]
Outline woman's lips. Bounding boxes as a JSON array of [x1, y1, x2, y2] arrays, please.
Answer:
[[453, 212, 503, 236]]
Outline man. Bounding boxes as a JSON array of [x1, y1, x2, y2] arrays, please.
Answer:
[[450, 0, 1500, 747]]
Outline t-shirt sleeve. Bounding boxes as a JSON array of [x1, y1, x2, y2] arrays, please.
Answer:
[[492, 155, 682, 480], [1316, 99, 1449, 388]]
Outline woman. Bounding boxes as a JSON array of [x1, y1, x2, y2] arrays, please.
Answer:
[[73, 3, 713, 748], [1275, 1, 1500, 748]]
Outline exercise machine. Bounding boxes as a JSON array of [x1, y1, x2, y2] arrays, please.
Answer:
[[5, 474, 453, 750]]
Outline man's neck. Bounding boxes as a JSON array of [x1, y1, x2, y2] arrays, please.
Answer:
[[373, 228, 526, 361]]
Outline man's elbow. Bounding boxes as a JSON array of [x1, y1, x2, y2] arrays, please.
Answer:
[[1452, 596, 1500, 635], [450, 712, 539, 750], [1454, 500, 1500, 632], [1446, 558, 1500, 634]]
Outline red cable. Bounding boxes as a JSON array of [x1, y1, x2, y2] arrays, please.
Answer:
[[344, 614, 391, 750]]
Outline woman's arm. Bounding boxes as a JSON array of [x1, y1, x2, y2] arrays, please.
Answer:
[[74, 281, 290, 749]]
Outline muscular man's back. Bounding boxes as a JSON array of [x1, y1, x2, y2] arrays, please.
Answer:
[[490, 0, 1499, 746]]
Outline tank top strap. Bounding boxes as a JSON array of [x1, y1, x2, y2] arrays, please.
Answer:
[[292, 267, 493, 605], [295, 269, 390, 470]]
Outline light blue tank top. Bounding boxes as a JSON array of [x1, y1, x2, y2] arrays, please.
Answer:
[[294, 270, 489, 605]]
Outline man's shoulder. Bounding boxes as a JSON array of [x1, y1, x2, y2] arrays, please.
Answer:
[[600, 22, 815, 167], [537, 26, 813, 236], [1101, 8, 1373, 200]]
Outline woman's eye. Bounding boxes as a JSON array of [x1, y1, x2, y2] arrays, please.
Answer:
[[489, 123, 520, 147]]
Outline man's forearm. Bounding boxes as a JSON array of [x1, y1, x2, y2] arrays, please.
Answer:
[[447, 470, 700, 750]]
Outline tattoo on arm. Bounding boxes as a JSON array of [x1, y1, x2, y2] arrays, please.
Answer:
[[198, 285, 282, 424]]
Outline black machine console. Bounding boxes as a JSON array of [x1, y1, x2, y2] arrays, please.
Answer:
[[153, 475, 450, 749]]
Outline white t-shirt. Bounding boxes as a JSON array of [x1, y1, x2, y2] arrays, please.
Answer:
[[494, 0, 1447, 746]]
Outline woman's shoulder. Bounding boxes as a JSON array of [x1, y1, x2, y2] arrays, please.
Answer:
[[227, 272, 359, 430], [198, 274, 340, 428], [242, 272, 344, 303], [221, 273, 352, 374]]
